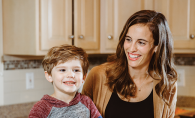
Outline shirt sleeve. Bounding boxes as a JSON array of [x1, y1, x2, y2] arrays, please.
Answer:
[[29, 101, 51, 118], [80, 95, 102, 118]]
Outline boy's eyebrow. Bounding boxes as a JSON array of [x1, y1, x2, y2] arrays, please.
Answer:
[[55, 66, 82, 68]]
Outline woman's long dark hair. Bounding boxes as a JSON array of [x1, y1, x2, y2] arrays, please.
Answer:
[[106, 10, 177, 106]]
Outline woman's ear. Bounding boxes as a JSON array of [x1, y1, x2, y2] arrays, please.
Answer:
[[154, 46, 158, 53], [45, 71, 53, 83]]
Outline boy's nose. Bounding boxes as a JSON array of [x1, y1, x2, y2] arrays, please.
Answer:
[[66, 71, 74, 78]]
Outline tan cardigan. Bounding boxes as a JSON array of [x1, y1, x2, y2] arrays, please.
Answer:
[[82, 64, 177, 118]]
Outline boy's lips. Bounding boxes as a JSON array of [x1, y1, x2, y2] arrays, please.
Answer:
[[63, 81, 76, 86], [128, 52, 141, 61]]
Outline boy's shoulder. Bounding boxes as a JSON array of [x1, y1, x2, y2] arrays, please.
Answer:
[[29, 95, 54, 118], [79, 93, 102, 118], [79, 93, 93, 103]]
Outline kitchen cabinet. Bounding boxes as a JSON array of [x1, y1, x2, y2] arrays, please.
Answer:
[[154, 0, 195, 53], [3, 0, 100, 55], [100, 0, 155, 53], [5, 0, 191, 55]]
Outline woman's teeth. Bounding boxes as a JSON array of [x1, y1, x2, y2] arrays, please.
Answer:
[[129, 54, 140, 58]]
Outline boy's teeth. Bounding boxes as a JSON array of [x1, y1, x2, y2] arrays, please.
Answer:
[[64, 82, 75, 84]]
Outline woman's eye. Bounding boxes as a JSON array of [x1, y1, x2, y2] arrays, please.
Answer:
[[60, 69, 65, 72], [125, 38, 132, 42], [139, 41, 146, 45]]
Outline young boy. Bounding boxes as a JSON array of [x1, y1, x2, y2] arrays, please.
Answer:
[[29, 44, 102, 118]]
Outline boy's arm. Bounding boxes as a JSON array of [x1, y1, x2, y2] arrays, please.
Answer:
[[81, 95, 102, 118], [89, 99, 103, 118], [29, 101, 50, 118]]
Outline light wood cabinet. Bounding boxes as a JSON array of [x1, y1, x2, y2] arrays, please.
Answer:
[[154, 0, 195, 53], [74, 0, 100, 54], [100, 0, 155, 53], [3, 0, 100, 55], [40, 0, 72, 51], [3, 0, 194, 56], [3, 0, 46, 55]]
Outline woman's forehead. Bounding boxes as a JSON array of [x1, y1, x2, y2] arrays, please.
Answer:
[[126, 24, 154, 41]]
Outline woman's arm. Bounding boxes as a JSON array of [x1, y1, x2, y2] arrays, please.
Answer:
[[169, 82, 177, 118], [82, 66, 97, 100]]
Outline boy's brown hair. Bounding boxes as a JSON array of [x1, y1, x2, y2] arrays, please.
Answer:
[[42, 44, 89, 76]]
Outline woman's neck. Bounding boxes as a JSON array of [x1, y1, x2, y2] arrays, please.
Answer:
[[129, 66, 149, 80]]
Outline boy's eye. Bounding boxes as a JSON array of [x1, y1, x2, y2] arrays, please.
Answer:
[[73, 69, 81, 72], [60, 69, 66, 72]]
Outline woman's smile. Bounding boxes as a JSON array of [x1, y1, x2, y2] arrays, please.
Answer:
[[128, 52, 141, 61]]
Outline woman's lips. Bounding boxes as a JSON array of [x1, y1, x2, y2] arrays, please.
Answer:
[[128, 53, 141, 61]]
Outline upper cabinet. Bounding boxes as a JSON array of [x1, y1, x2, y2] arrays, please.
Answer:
[[40, 0, 72, 51], [3, 0, 100, 55], [74, 0, 100, 54], [40, 0, 100, 54], [100, 0, 155, 53], [154, 0, 195, 53], [3, 0, 194, 55]]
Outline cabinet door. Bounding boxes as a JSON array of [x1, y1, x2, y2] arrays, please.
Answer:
[[74, 0, 100, 53], [40, 0, 72, 50], [155, 0, 195, 53], [100, 0, 154, 53]]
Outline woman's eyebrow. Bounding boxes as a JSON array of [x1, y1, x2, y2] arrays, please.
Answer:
[[125, 36, 131, 38], [137, 39, 149, 42], [125, 36, 149, 42]]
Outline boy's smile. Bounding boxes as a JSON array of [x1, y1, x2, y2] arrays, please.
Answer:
[[45, 59, 84, 102]]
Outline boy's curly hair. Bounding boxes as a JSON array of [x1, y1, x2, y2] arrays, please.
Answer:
[[42, 44, 89, 76]]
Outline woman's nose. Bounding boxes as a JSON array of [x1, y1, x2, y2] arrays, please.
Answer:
[[130, 43, 137, 52]]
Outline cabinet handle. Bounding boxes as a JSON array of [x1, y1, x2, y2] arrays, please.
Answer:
[[69, 35, 74, 39], [79, 35, 84, 39], [108, 35, 113, 40], [190, 34, 194, 39]]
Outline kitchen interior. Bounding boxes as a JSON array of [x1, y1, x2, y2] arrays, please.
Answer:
[[0, 0, 195, 118]]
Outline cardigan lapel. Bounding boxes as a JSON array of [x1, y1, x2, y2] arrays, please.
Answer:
[[153, 79, 165, 118], [102, 85, 112, 117]]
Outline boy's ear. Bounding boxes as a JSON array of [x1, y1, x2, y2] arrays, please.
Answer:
[[83, 74, 87, 81], [45, 71, 53, 83]]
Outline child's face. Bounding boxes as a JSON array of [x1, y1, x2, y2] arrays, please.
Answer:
[[47, 59, 84, 96]]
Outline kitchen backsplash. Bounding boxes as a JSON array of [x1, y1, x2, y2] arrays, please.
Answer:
[[3, 54, 195, 70], [3, 54, 109, 70]]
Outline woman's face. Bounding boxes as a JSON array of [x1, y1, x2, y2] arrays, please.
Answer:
[[124, 24, 157, 69]]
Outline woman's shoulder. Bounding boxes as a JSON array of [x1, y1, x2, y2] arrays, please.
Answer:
[[90, 63, 109, 74], [86, 63, 110, 84]]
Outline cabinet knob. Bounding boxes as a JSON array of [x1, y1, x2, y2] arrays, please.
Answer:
[[69, 35, 74, 39], [108, 35, 113, 39], [79, 35, 84, 39], [190, 34, 194, 39]]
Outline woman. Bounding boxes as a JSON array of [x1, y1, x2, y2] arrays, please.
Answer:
[[82, 10, 177, 118]]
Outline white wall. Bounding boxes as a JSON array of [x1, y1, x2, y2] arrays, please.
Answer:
[[0, 0, 4, 105], [176, 66, 195, 97], [3, 69, 54, 105]]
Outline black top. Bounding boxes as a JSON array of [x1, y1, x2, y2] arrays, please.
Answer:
[[105, 90, 154, 118]]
